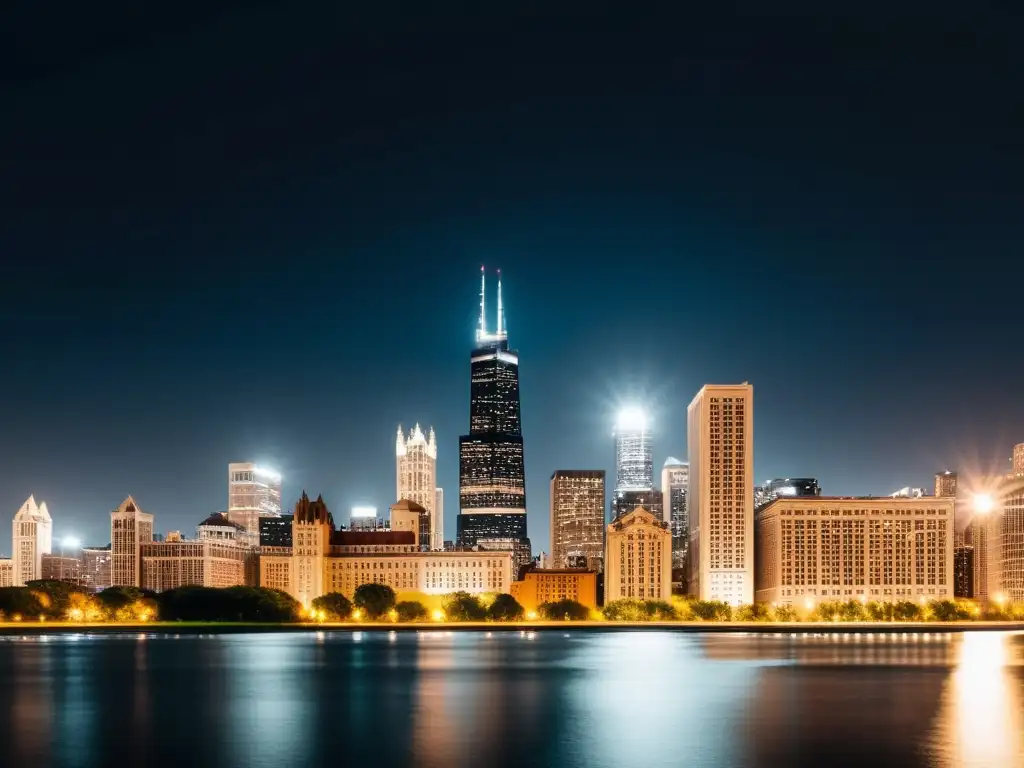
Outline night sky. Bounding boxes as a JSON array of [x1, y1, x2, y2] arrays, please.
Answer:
[[1, 5, 1021, 554]]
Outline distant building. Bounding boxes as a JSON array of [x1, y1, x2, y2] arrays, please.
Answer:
[[510, 569, 598, 614], [612, 489, 663, 523], [0, 558, 13, 587], [661, 458, 689, 569], [227, 462, 283, 535], [891, 487, 926, 498], [756, 478, 821, 509], [605, 507, 672, 602], [688, 383, 754, 605], [935, 471, 958, 498], [954, 544, 974, 598], [615, 408, 653, 492], [259, 514, 293, 548], [1012, 444, 1024, 478], [396, 424, 442, 550], [755, 496, 954, 605], [982, 475, 1024, 602], [41, 554, 82, 583], [260, 492, 514, 606], [141, 541, 253, 592], [81, 546, 112, 592], [12, 495, 52, 586], [349, 506, 380, 532], [198, 512, 257, 548], [110, 496, 154, 588], [549, 470, 605, 572], [389, 499, 426, 547], [475, 537, 533, 577]]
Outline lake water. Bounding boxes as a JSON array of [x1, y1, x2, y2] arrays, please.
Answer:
[[0, 629, 1022, 767]]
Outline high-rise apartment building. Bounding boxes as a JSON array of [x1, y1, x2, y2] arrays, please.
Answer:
[[396, 424, 442, 550], [935, 471, 958, 498], [81, 545, 112, 592], [687, 383, 754, 605], [615, 408, 653, 491], [0, 559, 12, 587], [605, 506, 672, 601], [41, 553, 82, 583], [1012, 444, 1024, 478], [983, 475, 1024, 602], [549, 470, 605, 572], [12, 495, 52, 586], [227, 463, 283, 534], [458, 269, 528, 555], [755, 496, 954, 605], [661, 458, 689, 568], [110, 496, 154, 588]]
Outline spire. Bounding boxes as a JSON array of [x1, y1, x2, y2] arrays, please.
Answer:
[[496, 268, 505, 338], [476, 265, 487, 342], [396, 425, 406, 456]]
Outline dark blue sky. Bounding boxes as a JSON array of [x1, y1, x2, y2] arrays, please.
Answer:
[[1, 5, 1021, 554]]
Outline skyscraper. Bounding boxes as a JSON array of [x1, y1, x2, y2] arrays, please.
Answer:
[[396, 424, 441, 550], [612, 407, 656, 519], [687, 383, 754, 605], [458, 268, 528, 550], [227, 463, 283, 534], [1012, 444, 1024, 478], [661, 458, 689, 568], [12, 495, 52, 586], [550, 470, 605, 572], [110, 495, 154, 588], [935, 471, 958, 498]]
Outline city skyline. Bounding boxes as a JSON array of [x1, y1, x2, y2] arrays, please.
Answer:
[[2, 9, 1022, 559]]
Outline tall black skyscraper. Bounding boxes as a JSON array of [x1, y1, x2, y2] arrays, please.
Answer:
[[458, 268, 528, 553]]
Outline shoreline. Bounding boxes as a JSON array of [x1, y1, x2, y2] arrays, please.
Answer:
[[1, 620, 1023, 636]]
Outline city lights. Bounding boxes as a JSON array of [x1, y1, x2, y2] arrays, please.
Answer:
[[615, 406, 648, 431], [974, 493, 995, 515]]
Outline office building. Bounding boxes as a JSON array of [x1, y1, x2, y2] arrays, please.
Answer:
[[227, 463, 283, 534], [982, 475, 1024, 602], [350, 506, 380, 531], [475, 536, 532, 578], [110, 496, 154, 588], [661, 458, 689, 568], [550, 470, 605, 572], [687, 383, 754, 605], [390, 499, 426, 546], [510, 569, 598, 614], [611, 488, 663, 522], [41, 553, 82, 583], [259, 514, 294, 548], [259, 492, 513, 605], [11, 495, 52, 586], [396, 424, 442, 550], [605, 506, 672, 601], [81, 546, 112, 592], [1013, 443, 1024, 478], [141, 523, 254, 592], [935, 471, 958, 498], [0, 558, 12, 587], [954, 543, 974, 598], [615, 407, 653, 491], [458, 268, 529, 561], [754, 496, 955, 605]]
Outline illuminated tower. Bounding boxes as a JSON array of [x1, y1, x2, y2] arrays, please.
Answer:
[[550, 470, 605, 571], [935, 471, 958, 498], [661, 458, 690, 568], [292, 492, 333, 608], [687, 383, 754, 605], [458, 268, 528, 555], [110, 495, 153, 588], [611, 407, 659, 520], [396, 424, 441, 550], [227, 462, 283, 534], [12, 495, 52, 586]]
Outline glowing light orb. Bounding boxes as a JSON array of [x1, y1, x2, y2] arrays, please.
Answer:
[[974, 494, 995, 514], [616, 406, 648, 431]]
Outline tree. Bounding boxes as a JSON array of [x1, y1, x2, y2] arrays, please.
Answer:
[[839, 600, 866, 622], [866, 601, 895, 621], [443, 591, 487, 621], [157, 586, 299, 622], [812, 601, 843, 622], [930, 599, 971, 621], [353, 583, 397, 620], [690, 600, 732, 621], [774, 604, 798, 622], [395, 600, 428, 622], [539, 599, 590, 621], [735, 602, 771, 622], [0, 587, 44, 619], [644, 600, 678, 620], [893, 601, 923, 621], [25, 580, 93, 618], [97, 586, 158, 621], [487, 594, 524, 621], [602, 599, 648, 621], [312, 592, 352, 621]]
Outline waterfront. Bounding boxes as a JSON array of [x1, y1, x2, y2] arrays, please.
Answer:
[[0, 631, 1022, 768]]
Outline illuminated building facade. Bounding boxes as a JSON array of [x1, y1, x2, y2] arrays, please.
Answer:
[[258, 493, 513, 604], [605, 506, 672, 601], [389, 499, 426, 546], [755, 478, 821, 509], [935, 471, 958, 498], [510, 569, 598, 614], [615, 408, 653, 492], [0, 559, 12, 587], [81, 546, 112, 592], [550, 470, 605, 572], [140, 539, 253, 592], [110, 496, 154, 588], [259, 514, 293, 547], [227, 462, 283, 534], [754, 496, 954, 605], [661, 458, 689, 568], [954, 542, 974, 598], [458, 268, 528, 555], [1013, 443, 1024, 478], [984, 476, 1024, 602], [350, 506, 381, 531], [396, 424, 442, 550], [12, 495, 52, 586], [687, 383, 754, 605], [41, 554, 82, 583]]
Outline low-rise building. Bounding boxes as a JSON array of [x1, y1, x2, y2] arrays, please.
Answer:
[[81, 546, 112, 592], [41, 554, 83, 583], [259, 492, 513, 605], [755, 496, 954, 606], [605, 506, 672, 601], [510, 568, 598, 614], [0, 558, 13, 587]]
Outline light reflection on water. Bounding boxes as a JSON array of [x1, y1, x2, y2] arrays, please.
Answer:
[[0, 630, 1021, 768]]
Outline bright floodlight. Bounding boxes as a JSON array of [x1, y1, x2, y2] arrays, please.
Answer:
[[616, 406, 648, 431], [351, 506, 377, 518], [62, 537, 81, 550], [973, 493, 995, 514]]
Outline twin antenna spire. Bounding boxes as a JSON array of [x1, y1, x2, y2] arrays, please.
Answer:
[[476, 265, 508, 344]]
